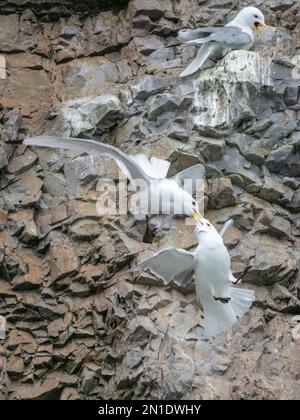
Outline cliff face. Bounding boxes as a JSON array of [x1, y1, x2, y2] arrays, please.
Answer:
[[0, 0, 300, 400]]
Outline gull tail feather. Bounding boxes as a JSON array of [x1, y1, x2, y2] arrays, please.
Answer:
[[202, 297, 237, 339], [230, 287, 255, 319], [202, 287, 255, 339], [179, 44, 215, 77]]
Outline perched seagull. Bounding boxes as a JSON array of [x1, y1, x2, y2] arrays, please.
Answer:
[[178, 6, 268, 77], [130, 218, 255, 338], [24, 137, 205, 228]]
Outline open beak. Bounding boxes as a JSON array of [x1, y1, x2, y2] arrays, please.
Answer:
[[254, 22, 269, 35], [192, 208, 203, 223]]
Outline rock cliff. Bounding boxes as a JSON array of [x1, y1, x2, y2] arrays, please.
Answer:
[[0, 0, 300, 400]]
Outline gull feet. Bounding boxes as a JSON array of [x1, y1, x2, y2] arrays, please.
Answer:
[[214, 296, 231, 304]]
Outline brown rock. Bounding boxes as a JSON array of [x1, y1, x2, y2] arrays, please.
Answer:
[[231, 233, 298, 286], [253, 210, 293, 240], [11, 251, 48, 290], [208, 177, 238, 209], [69, 219, 102, 240], [49, 233, 80, 281], [7, 356, 25, 378], [0, 209, 7, 231], [2, 69, 52, 118], [8, 209, 38, 243]]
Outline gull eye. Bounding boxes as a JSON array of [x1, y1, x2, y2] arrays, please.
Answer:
[[254, 15, 259, 19], [192, 200, 196, 206], [207, 223, 211, 227]]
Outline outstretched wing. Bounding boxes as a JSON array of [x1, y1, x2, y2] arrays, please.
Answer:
[[129, 247, 195, 285], [24, 136, 151, 185], [186, 26, 251, 48], [218, 219, 234, 237], [171, 164, 205, 194], [131, 154, 170, 180]]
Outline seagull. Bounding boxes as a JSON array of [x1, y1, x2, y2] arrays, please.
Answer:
[[178, 6, 269, 77], [130, 218, 255, 338], [24, 137, 205, 231]]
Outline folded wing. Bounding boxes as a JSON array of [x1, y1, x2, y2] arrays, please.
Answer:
[[177, 27, 220, 42], [186, 26, 251, 48]]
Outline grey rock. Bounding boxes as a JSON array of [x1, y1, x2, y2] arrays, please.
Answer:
[[43, 171, 68, 197], [283, 86, 299, 106], [81, 365, 99, 395], [61, 94, 124, 137], [259, 176, 294, 206], [131, 75, 172, 101], [0, 143, 14, 170], [228, 133, 269, 166], [289, 189, 300, 211], [63, 155, 99, 195], [116, 346, 143, 389], [1, 108, 22, 142], [196, 137, 226, 162], [263, 111, 297, 146], [266, 145, 294, 173], [6, 149, 38, 175], [60, 26, 77, 39], [147, 93, 178, 120], [168, 118, 189, 142], [162, 344, 195, 399], [283, 177, 300, 190], [213, 147, 263, 188]]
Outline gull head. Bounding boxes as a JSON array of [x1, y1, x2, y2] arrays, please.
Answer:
[[181, 190, 203, 223], [236, 7, 268, 35], [194, 218, 219, 240]]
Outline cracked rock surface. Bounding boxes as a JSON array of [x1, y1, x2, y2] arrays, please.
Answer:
[[0, 0, 300, 400]]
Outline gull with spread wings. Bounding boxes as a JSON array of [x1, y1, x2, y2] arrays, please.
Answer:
[[24, 137, 205, 231], [130, 218, 255, 338]]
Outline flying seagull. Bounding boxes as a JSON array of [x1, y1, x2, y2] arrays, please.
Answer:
[[24, 137, 205, 228], [178, 6, 268, 77], [130, 218, 255, 338]]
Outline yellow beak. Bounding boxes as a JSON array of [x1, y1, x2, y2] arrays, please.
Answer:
[[254, 23, 269, 35], [192, 209, 203, 223]]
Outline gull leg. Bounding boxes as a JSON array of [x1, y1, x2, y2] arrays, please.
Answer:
[[142, 215, 155, 244]]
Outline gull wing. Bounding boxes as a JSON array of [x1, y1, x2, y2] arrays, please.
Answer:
[[129, 247, 195, 285], [131, 154, 170, 180], [186, 26, 251, 48], [177, 27, 221, 42], [171, 164, 206, 194], [24, 136, 151, 185], [218, 219, 234, 237]]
